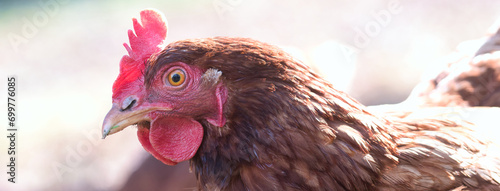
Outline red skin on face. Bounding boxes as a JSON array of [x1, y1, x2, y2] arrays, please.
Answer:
[[131, 62, 227, 165]]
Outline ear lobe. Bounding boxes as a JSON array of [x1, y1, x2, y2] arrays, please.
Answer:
[[205, 83, 227, 127]]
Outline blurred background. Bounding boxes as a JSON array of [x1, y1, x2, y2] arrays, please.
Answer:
[[1, 0, 499, 190]]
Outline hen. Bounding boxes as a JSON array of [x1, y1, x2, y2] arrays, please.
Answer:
[[407, 26, 500, 107], [102, 9, 500, 190]]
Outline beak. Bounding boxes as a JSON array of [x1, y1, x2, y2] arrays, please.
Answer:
[[102, 104, 170, 139]]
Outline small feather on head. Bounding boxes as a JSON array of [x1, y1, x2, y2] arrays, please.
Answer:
[[112, 9, 168, 99]]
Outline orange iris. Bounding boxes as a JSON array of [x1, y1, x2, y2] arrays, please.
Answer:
[[167, 69, 186, 86]]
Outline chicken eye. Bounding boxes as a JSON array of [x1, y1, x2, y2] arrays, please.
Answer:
[[167, 69, 186, 86]]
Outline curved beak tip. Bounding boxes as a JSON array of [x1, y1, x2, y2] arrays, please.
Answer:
[[102, 125, 119, 139], [102, 129, 109, 139], [101, 105, 125, 139]]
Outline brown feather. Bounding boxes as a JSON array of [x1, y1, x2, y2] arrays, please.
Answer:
[[409, 27, 500, 108], [140, 37, 500, 190]]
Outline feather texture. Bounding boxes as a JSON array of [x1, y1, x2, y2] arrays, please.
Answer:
[[142, 37, 500, 190]]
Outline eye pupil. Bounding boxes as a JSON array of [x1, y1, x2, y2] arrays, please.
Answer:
[[171, 73, 181, 83]]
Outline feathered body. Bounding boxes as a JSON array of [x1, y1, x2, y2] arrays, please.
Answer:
[[103, 10, 500, 191], [409, 27, 500, 107], [148, 37, 500, 190]]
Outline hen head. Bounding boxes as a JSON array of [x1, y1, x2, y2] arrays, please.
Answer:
[[103, 9, 229, 165]]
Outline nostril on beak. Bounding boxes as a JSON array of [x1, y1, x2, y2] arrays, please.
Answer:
[[121, 96, 137, 111]]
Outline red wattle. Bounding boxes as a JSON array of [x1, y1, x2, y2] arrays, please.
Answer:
[[137, 117, 203, 165]]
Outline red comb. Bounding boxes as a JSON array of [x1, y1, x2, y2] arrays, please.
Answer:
[[112, 9, 168, 98]]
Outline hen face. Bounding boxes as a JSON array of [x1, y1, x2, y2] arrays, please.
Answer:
[[103, 59, 227, 165]]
